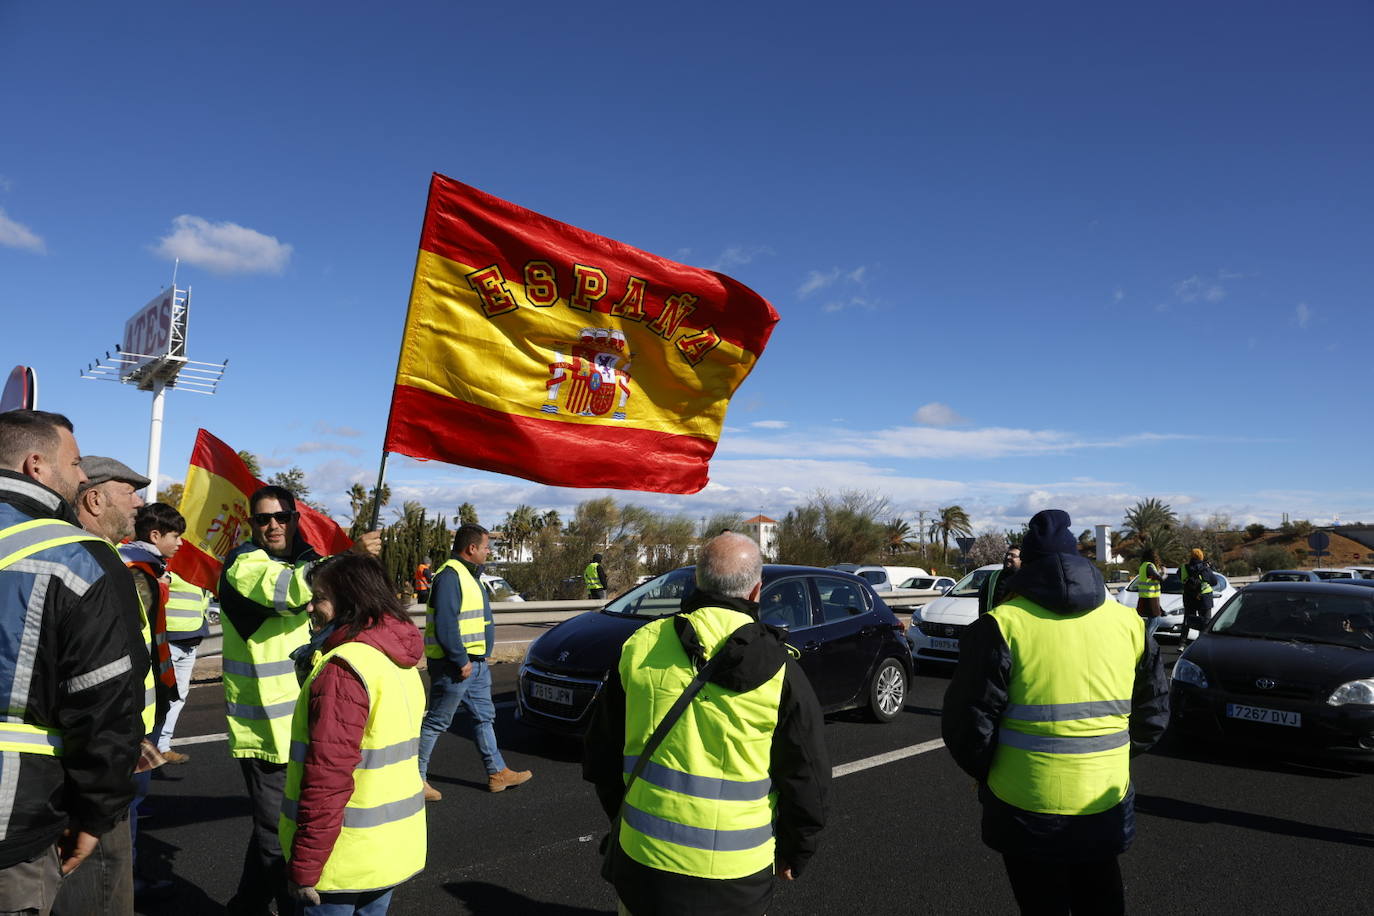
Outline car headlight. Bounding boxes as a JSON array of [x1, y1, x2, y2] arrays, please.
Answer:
[[1327, 679, 1374, 707], [909, 607, 923, 624], [1172, 658, 1208, 688]]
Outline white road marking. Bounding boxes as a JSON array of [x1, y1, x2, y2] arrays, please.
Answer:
[[171, 732, 229, 747], [831, 738, 945, 778]]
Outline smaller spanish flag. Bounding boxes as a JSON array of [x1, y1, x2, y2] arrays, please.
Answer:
[[169, 429, 352, 593], [383, 174, 780, 494]]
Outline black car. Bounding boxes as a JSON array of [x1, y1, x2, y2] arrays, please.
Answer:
[[516, 564, 912, 734], [1171, 582, 1374, 751]]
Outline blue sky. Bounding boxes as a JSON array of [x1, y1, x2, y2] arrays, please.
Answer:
[[3, 1, 1371, 536]]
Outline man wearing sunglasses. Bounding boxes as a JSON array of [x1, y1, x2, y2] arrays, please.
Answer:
[[218, 486, 380, 916]]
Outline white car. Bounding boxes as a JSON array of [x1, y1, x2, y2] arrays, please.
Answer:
[[830, 564, 929, 593], [907, 565, 999, 667], [481, 573, 525, 602], [1117, 567, 1237, 640], [889, 575, 957, 600]]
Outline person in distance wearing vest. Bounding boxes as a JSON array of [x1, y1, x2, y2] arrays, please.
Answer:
[[0, 411, 145, 915], [280, 554, 426, 915], [220, 485, 382, 916], [417, 523, 531, 799], [413, 556, 432, 605], [1135, 546, 1167, 642], [583, 532, 831, 916], [978, 545, 1021, 616], [943, 509, 1169, 915], [585, 552, 609, 599]]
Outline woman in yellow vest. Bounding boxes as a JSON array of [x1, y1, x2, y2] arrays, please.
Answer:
[[1136, 546, 1166, 642], [280, 554, 426, 914], [942, 509, 1170, 915]]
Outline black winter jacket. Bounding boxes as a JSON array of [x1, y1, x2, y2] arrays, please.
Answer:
[[583, 590, 830, 916], [941, 552, 1170, 861], [0, 471, 147, 868]]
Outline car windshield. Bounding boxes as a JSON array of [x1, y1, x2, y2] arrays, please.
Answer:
[[1314, 569, 1353, 579], [948, 568, 994, 599], [484, 577, 520, 601], [603, 567, 696, 618], [900, 577, 937, 589], [1210, 590, 1374, 650], [1261, 572, 1311, 582]]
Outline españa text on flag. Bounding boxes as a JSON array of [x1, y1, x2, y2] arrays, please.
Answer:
[[383, 173, 780, 494], [169, 428, 353, 593]]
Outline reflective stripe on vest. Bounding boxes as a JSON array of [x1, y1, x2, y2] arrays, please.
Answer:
[[280, 641, 426, 894], [0, 723, 63, 756], [617, 606, 783, 880], [1180, 564, 1214, 595], [1137, 562, 1161, 599], [0, 520, 122, 759], [423, 561, 486, 659], [164, 572, 209, 633], [584, 562, 602, 590], [221, 611, 308, 761], [988, 596, 1142, 816]]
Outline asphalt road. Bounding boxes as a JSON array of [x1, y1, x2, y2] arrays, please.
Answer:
[[134, 641, 1374, 915]]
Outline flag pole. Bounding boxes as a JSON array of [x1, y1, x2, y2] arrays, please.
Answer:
[[368, 451, 390, 531]]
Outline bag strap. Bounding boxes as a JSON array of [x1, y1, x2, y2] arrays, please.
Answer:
[[609, 646, 730, 837]]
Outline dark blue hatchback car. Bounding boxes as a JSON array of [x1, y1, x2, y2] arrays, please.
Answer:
[[516, 564, 912, 734]]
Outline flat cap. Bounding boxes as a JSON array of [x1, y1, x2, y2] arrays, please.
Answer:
[[79, 455, 151, 491]]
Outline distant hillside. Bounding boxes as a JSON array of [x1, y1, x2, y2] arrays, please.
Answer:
[[1224, 528, 1374, 568]]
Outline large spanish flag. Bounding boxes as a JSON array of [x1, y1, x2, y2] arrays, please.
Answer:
[[382, 174, 779, 494], [168, 429, 353, 593]]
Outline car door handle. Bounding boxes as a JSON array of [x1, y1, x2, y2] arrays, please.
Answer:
[[802, 640, 822, 652], [859, 626, 876, 637]]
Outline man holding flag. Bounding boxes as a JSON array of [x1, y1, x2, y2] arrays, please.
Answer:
[[220, 485, 380, 916]]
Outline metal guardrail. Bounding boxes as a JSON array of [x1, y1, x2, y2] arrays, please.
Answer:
[[196, 579, 1267, 658]]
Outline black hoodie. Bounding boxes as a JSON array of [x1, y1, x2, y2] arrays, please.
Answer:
[[583, 590, 830, 916], [941, 552, 1170, 861]]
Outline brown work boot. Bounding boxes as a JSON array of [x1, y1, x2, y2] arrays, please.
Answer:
[[160, 750, 191, 765], [488, 767, 532, 793], [423, 781, 443, 802]]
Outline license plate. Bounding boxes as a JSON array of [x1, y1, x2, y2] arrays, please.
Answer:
[[1226, 703, 1301, 727], [530, 682, 573, 705], [930, 637, 960, 651]]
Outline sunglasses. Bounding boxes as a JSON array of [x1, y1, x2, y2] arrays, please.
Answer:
[[251, 511, 298, 526]]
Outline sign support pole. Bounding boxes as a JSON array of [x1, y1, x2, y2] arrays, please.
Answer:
[[147, 379, 166, 500]]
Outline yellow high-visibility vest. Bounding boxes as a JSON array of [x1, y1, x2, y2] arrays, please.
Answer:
[[280, 641, 426, 893]]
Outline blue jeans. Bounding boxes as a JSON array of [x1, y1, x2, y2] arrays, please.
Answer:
[[155, 639, 199, 750], [298, 887, 394, 915], [1145, 616, 1165, 641], [50, 814, 133, 915], [417, 657, 505, 779]]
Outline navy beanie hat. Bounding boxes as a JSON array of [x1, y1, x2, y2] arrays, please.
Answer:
[[1021, 509, 1078, 561]]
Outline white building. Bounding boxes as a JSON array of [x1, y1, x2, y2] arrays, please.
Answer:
[[741, 514, 778, 560]]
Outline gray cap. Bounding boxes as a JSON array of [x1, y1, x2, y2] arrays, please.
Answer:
[[79, 456, 151, 491]]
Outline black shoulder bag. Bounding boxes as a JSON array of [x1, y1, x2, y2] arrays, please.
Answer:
[[600, 650, 727, 883]]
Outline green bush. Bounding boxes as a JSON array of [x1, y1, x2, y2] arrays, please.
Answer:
[[1247, 545, 1296, 571], [1223, 559, 1251, 577], [1245, 523, 1267, 541]]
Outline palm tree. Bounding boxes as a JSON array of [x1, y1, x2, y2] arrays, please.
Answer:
[[1123, 498, 1176, 542], [884, 518, 914, 555], [935, 505, 973, 559], [502, 504, 539, 561]]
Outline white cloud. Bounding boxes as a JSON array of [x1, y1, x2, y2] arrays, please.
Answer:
[[153, 215, 292, 274], [1175, 274, 1226, 304], [291, 441, 364, 458], [1295, 302, 1311, 329], [313, 421, 363, 438], [913, 402, 969, 427], [707, 245, 773, 272], [750, 420, 788, 429], [797, 268, 841, 297], [0, 208, 45, 253]]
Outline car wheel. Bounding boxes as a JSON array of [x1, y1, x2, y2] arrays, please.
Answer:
[[868, 657, 907, 723]]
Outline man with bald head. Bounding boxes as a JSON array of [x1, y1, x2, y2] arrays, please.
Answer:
[[584, 533, 830, 916]]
